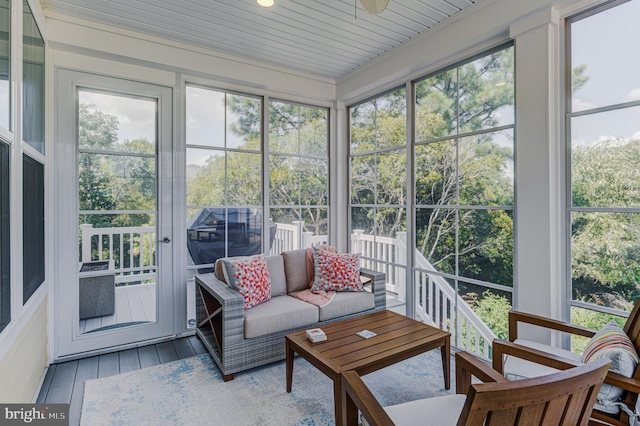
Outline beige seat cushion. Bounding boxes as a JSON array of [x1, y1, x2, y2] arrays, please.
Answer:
[[244, 295, 318, 338], [318, 291, 374, 321], [362, 394, 466, 426], [503, 338, 583, 381]]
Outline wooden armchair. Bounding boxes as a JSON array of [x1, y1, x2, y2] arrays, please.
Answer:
[[341, 351, 610, 426], [492, 303, 640, 426]]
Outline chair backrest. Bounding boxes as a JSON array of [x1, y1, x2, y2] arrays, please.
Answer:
[[458, 358, 611, 426], [624, 298, 640, 356]]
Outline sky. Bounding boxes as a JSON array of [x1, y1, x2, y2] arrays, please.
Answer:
[[570, 0, 640, 145]]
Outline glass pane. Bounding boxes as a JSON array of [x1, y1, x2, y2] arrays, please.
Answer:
[[376, 88, 406, 150], [186, 148, 225, 206], [79, 153, 156, 212], [0, 0, 9, 131], [458, 282, 512, 341], [227, 94, 261, 150], [269, 207, 298, 254], [270, 154, 299, 206], [415, 140, 456, 206], [351, 207, 375, 250], [23, 155, 44, 303], [571, 107, 640, 208], [227, 151, 261, 206], [301, 207, 328, 244], [0, 142, 9, 332], [415, 208, 456, 276], [78, 91, 156, 154], [186, 207, 264, 265], [23, 0, 45, 153], [185, 86, 224, 148], [299, 106, 328, 157], [458, 209, 513, 287], [571, 211, 640, 309], [415, 69, 457, 142], [459, 48, 514, 133], [570, 306, 626, 353], [376, 208, 406, 239], [77, 213, 158, 333], [571, 0, 640, 112], [299, 158, 328, 206], [377, 149, 406, 205], [458, 130, 514, 206], [350, 102, 376, 154], [269, 101, 299, 154], [350, 154, 375, 205]]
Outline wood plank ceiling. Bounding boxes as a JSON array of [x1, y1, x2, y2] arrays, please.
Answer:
[[42, 0, 479, 79]]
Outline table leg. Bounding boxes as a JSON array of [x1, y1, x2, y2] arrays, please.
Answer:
[[286, 339, 294, 393], [334, 378, 343, 426], [441, 336, 451, 390]]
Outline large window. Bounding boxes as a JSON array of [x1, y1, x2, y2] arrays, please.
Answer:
[[568, 0, 640, 341], [349, 88, 407, 299], [0, 0, 9, 131], [22, 0, 44, 153], [413, 45, 514, 355], [23, 154, 43, 303], [0, 141, 9, 332], [269, 100, 329, 253]]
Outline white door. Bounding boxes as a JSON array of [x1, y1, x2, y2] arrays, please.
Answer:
[[55, 70, 174, 357]]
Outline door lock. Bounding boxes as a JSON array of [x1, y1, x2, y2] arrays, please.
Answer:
[[158, 236, 171, 243]]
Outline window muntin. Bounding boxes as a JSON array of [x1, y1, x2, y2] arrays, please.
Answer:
[[0, 0, 9, 131], [0, 141, 9, 331], [23, 153, 44, 303], [414, 45, 514, 346], [268, 100, 329, 251], [23, 0, 44, 153], [568, 0, 640, 316]]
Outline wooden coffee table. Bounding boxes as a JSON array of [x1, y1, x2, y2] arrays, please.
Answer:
[[285, 310, 450, 426]]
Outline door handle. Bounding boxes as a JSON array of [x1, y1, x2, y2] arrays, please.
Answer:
[[158, 236, 171, 243]]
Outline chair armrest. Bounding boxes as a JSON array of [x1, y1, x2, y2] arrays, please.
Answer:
[[341, 370, 395, 426], [604, 371, 640, 394], [455, 351, 507, 395], [509, 310, 596, 341], [360, 268, 387, 310], [492, 339, 582, 374]]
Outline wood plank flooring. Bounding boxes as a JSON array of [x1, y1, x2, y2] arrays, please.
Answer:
[[36, 335, 208, 426]]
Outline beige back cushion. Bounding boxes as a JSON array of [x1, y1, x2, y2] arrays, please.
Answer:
[[282, 249, 309, 293]]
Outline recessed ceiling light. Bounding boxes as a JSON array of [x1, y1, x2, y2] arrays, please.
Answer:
[[257, 0, 274, 7]]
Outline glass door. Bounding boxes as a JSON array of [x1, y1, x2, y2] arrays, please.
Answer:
[[55, 70, 174, 357]]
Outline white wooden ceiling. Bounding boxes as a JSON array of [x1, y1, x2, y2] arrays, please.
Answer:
[[42, 0, 479, 79]]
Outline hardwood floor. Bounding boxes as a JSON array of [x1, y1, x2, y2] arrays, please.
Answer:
[[36, 335, 209, 426]]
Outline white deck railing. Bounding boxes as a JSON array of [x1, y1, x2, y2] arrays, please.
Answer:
[[80, 221, 497, 358], [80, 223, 157, 285]]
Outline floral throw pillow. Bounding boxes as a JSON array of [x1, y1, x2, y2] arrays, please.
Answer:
[[311, 250, 362, 292], [222, 254, 271, 310]]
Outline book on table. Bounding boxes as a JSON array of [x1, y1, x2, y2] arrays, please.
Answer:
[[306, 328, 327, 343]]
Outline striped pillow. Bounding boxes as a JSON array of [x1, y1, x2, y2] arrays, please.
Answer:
[[583, 320, 639, 414]]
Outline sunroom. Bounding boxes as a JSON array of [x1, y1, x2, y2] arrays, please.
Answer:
[[1, 0, 639, 423]]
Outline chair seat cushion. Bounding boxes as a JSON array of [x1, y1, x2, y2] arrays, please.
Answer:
[[380, 394, 467, 426], [503, 338, 583, 381], [244, 295, 319, 338], [317, 291, 374, 321]]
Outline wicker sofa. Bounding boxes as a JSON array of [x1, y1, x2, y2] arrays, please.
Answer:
[[195, 248, 387, 381]]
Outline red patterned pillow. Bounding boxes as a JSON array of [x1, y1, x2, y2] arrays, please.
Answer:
[[311, 250, 362, 292], [221, 254, 271, 310]]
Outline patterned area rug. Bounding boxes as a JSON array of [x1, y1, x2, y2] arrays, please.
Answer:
[[81, 350, 455, 425]]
